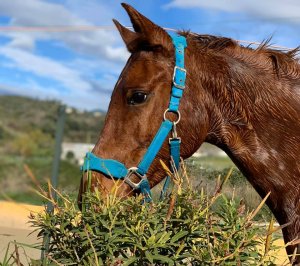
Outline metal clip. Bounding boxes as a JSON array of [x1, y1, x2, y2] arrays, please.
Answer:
[[124, 167, 147, 190], [172, 122, 178, 138], [169, 122, 181, 144]]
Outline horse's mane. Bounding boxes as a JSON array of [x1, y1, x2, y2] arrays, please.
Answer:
[[181, 31, 300, 78]]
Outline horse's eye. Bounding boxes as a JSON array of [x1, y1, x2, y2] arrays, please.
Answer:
[[127, 92, 148, 105]]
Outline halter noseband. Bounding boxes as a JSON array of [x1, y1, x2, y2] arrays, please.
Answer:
[[81, 33, 187, 202]]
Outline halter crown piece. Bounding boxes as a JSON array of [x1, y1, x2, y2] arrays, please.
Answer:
[[81, 33, 187, 202]]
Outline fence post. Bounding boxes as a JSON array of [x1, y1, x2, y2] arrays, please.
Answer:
[[41, 105, 66, 262]]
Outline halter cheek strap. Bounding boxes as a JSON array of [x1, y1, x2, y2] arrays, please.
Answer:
[[81, 33, 187, 202]]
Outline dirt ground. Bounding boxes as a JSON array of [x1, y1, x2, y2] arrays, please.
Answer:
[[0, 201, 291, 265], [0, 201, 43, 264]]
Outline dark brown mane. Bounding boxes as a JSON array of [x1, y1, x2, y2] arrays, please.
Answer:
[[182, 32, 236, 51], [181, 31, 300, 78]]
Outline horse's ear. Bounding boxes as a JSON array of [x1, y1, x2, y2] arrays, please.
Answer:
[[119, 3, 172, 53], [113, 19, 139, 53]]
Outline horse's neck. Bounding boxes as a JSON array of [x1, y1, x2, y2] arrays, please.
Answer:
[[202, 59, 300, 224]]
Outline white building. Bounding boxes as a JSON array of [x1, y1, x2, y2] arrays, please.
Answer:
[[61, 142, 94, 165]]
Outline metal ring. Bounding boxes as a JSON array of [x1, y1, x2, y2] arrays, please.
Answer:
[[163, 109, 181, 124]]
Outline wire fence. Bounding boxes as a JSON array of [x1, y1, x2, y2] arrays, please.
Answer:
[[0, 25, 294, 51]]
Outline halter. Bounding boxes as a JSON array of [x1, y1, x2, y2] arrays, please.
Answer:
[[81, 33, 187, 202]]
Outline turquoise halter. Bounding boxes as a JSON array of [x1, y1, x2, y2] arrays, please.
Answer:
[[81, 33, 187, 202]]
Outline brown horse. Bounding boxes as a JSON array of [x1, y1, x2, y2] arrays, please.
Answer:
[[78, 3, 300, 263]]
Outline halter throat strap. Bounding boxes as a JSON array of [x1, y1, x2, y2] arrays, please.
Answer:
[[81, 33, 187, 201]]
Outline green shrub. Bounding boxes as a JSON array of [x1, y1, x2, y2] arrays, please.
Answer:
[[30, 179, 280, 265], [10, 129, 54, 157]]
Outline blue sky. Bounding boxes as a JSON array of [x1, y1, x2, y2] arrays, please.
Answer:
[[0, 0, 300, 110]]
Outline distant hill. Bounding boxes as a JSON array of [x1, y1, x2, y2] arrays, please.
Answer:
[[0, 95, 105, 144]]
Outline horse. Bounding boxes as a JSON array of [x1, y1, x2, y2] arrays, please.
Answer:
[[78, 3, 300, 264]]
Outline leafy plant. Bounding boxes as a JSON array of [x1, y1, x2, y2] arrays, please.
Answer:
[[29, 170, 281, 265]]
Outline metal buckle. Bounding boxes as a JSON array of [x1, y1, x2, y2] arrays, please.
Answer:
[[173, 66, 186, 90], [124, 167, 147, 189], [169, 137, 181, 144]]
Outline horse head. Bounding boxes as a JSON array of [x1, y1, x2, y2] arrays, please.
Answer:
[[78, 3, 209, 204]]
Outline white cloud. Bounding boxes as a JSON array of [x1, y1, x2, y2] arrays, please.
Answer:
[[0, 0, 127, 62], [0, 46, 91, 92], [0, 0, 79, 26], [67, 58, 123, 77], [165, 0, 241, 12], [105, 46, 130, 62], [64, 0, 115, 25], [0, 81, 60, 99], [0, 80, 110, 110], [165, 0, 300, 24], [8, 34, 35, 51]]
